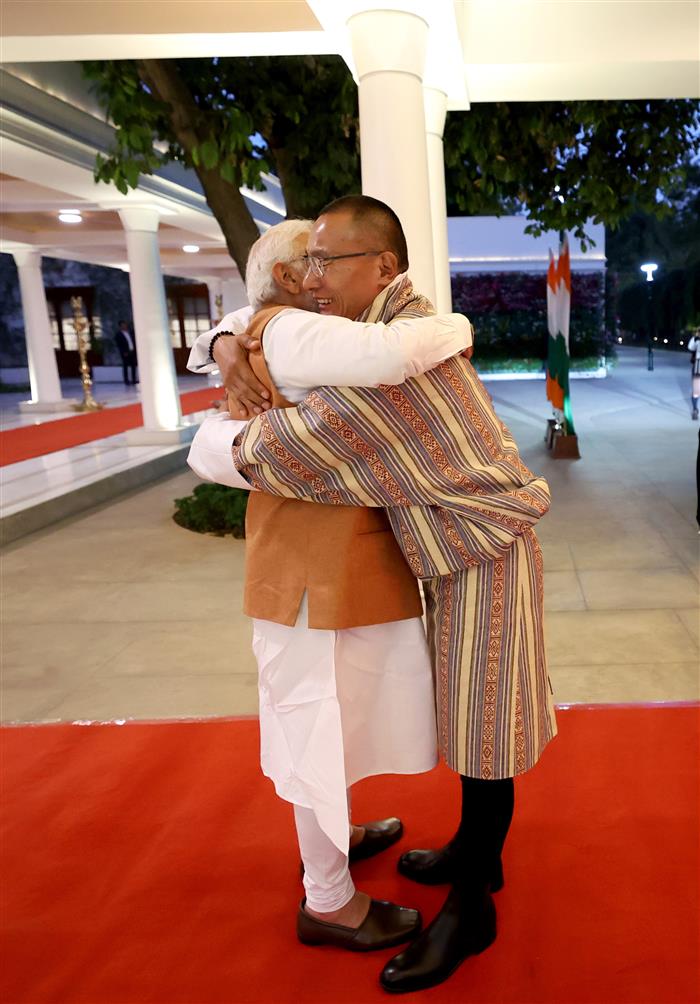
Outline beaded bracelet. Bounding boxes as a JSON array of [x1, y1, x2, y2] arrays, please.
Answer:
[[208, 330, 236, 362]]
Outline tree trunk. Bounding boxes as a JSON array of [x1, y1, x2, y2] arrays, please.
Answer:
[[137, 59, 260, 279], [272, 146, 308, 219]]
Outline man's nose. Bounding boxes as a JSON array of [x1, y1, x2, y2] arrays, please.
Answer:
[[302, 269, 320, 291]]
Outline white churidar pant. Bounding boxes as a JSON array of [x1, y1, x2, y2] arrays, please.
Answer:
[[294, 801, 356, 912]]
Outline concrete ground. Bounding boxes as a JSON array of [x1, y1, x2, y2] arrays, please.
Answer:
[[1, 346, 698, 724]]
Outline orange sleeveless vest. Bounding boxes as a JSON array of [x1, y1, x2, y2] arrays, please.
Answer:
[[238, 305, 422, 629]]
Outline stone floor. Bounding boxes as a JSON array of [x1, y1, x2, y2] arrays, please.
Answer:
[[1, 346, 698, 724]]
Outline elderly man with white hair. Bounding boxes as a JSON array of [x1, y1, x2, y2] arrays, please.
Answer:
[[188, 219, 472, 952]]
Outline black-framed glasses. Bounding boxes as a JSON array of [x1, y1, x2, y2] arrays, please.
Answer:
[[303, 251, 383, 277]]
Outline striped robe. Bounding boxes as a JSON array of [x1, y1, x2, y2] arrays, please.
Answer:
[[234, 277, 557, 778]]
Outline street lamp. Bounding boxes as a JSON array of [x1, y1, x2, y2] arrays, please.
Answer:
[[640, 262, 658, 370]]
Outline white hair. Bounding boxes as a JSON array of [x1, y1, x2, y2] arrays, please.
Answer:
[[245, 219, 312, 310]]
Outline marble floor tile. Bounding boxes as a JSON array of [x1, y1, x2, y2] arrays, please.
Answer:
[[675, 609, 699, 647], [545, 609, 697, 667], [544, 571, 586, 611], [539, 541, 575, 572], [577, 567, 699, 610], [37, 673, 261, 723], [568, 532, 680, 571], [1, 684, 82, 723], [660, 533, 700, 581], [1, 580, 245, 624], [93, 621, 257, 678], [1, 622, 132, 685], [550, 663, 700, 705]]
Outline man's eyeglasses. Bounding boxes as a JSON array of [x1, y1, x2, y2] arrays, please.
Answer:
[[302, 251, 383, 278]]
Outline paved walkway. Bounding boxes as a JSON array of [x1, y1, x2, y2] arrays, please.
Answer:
[[1, 347, 697, 723]]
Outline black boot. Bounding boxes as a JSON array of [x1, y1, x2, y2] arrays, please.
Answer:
[[380, 884, 496, 994], [398, 775, 513, 890], [398, 840, 504, 890]]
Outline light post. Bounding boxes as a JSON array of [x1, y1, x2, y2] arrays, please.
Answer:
[[640, 262, 658, 371]]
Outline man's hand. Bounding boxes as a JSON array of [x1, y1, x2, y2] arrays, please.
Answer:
[[213, 331, 271, 418]]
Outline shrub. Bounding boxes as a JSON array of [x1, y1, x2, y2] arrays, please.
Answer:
[[173, 483, 248, 537], [451, 271, 605, 360]]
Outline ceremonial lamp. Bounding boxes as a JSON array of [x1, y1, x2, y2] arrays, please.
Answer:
[[640, 262, 658, 372], [70, 295, 103, 412]]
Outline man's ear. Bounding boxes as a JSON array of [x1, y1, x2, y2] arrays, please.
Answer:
[[271, 260, 301, 294], [377, 250, 400, 287]]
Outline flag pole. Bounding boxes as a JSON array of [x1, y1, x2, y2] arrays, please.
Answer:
[[545, 235, 580, 458]]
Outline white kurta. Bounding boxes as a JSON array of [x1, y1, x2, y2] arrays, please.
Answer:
[[187, 296, 470, 851]]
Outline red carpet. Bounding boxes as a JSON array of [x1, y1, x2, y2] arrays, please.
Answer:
[[0, 387, 222, 467], [1, 706, 698, 1004]]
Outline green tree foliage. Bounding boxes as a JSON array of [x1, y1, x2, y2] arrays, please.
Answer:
[[445, 100, 700, 247], [607, 163, 700, 341], [82, 56, 359, 276]]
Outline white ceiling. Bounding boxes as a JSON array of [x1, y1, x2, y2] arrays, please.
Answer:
[[2, 1, 698, 102]]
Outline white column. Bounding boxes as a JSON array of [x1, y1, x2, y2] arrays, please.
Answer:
[[13, 249, 77, 413], [347, 8, 436, 304], [118, 207, 192, 444], [221, 274, 248, 315], [424, 86, 452, 312]]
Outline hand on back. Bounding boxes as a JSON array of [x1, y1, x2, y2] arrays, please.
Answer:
[[213, 332, 271, 419]]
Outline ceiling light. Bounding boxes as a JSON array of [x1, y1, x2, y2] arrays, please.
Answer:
[[182, 244, 200, 253], [58, 212, 83, 224]]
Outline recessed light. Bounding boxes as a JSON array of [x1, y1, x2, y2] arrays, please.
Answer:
[[182, 244, 200, 253], [58, 212, 83, 224]]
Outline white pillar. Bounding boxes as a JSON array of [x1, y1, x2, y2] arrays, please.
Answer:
[[13, 250, 77, 413], [118, 207, 192, 444], [424, 86, 452, 312], [221, 275, 248, 315], [347, 9, 436, 304]]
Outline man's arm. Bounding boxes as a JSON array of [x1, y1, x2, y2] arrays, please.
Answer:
[[233, 375, 549, 521], [262, 310, 472, 390], [187, 413, 256, 491], [187, 306, 254, 373]]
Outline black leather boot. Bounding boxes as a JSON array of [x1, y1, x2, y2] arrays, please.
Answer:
[[379, 886, 496, 994], [398, 842, 504, 890], [398, 775, 513, 891]]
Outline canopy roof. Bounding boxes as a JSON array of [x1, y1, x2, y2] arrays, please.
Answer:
[[2, 1, 698, 103]]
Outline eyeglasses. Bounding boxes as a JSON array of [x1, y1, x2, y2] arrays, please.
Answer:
[[302, 251, 383, 278]]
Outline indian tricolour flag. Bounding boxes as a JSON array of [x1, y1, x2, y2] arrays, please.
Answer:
[[546, 236, 575, 435]]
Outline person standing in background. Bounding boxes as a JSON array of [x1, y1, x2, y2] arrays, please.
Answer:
[[687, 328, 699, 420], [115, 320, 137, 386]]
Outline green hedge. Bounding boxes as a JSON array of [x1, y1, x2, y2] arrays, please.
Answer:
[[173, 483, 248, 537], [451, 271, 605, 360]]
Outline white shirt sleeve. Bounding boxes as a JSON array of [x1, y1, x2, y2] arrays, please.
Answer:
[[186, 306, 254, 373], [263, 310, 472, 390], [187, 412, 257, 491]]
